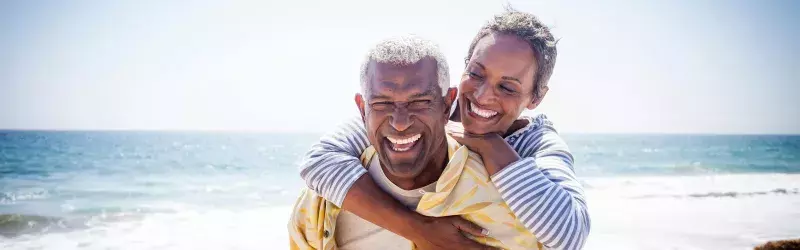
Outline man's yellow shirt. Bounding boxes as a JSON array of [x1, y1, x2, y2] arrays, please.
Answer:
[[288, 136, 541, 250]]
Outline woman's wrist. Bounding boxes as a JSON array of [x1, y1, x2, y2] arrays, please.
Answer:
[[399, 213, 431, 241], [472, 133, 503, 154], [481, 135, 521, 176]]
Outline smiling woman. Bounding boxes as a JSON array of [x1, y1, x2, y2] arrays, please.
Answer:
[[455, 9, 557, 136], [458, 32, 542, 135]]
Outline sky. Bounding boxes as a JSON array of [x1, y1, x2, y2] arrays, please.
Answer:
[[1, 0, 798, 134]]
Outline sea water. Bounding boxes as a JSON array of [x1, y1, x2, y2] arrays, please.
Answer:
[[1, 131, 799, 249]]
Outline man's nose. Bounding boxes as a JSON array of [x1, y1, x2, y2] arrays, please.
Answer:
[[390, 108, 414, 132]]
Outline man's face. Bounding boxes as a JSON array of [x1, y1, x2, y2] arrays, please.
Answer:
[[356, 57, 456, 181]]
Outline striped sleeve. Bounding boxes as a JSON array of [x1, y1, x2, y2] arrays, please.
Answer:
[[491, 115, 590, 250], [298, 117, 370, 206]]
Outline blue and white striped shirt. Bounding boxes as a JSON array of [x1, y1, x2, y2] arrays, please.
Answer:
[[298, 114, 590, 249]]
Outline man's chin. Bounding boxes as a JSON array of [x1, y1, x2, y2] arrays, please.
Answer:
[[383, 163, 424, 179]]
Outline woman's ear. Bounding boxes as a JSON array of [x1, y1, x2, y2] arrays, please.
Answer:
[[527, 86, 549, 110]]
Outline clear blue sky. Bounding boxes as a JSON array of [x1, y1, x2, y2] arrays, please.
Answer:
[[1, 0, 798, 134]]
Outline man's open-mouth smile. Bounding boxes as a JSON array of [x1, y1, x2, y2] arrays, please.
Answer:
[[385, 134, 422, 152]]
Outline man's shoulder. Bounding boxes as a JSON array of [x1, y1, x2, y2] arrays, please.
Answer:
[[457, 147, 492, 180], [464, 149, 484, 164], [290, 188, 335, 217], [288, 188, 330, 249]]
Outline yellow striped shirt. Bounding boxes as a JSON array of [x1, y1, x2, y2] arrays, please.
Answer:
[[288, 136, 542, 250]]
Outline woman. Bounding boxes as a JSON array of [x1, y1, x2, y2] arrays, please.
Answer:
[[299, 10, 589, 250]]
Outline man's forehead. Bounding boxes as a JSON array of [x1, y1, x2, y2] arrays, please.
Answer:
[[368, 58, 436, 76], [366, 77, 440, 99], [366, 59, 439, 97], [367, 85, 439, 102]]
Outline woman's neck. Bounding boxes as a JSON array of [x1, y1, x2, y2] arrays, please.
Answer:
[[504, 118, 530, 137]]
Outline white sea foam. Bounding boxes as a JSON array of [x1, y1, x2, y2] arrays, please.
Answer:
[[4, 174, 799, 250], [583, 173, 800, 199], [1, 206, 293, 250], [583, 174, 800, 250]]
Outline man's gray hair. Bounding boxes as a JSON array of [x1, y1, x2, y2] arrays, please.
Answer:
[[359, 35, 450, 96]]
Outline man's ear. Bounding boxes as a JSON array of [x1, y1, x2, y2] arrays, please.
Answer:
[[355, 93, 366, 121], [527, 86, 549, 110], [444, 87, 458, 115]]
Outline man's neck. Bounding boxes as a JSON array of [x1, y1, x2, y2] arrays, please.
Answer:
[[391, 140, 449, 190]]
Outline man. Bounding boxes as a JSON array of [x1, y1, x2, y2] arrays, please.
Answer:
[[288, 35, 542, 250]]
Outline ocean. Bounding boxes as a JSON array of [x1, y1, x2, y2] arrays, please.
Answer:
[[1, 131, 799, 249]]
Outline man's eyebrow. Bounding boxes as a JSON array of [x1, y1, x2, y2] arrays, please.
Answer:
[[369, 94, 391, 101], [501, 76, 523, 85], [473, 61, 486, 70], [410, 89, 437, 99]]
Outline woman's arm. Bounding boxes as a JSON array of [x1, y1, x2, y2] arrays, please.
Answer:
[[299, 117, 370, 205], [450, 118, 590, 250], [298, 117, 491, 250], [300, 118, 424, 236]]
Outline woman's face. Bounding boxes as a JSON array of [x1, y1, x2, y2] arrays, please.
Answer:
[[459, 32, 544, 135]]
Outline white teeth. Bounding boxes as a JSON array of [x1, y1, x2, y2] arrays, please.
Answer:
[[387, 134, 421, 144], [387, 134, 421, 151], [470, 102, 498, 118]]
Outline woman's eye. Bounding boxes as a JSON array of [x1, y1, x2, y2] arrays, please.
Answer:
[[499, 84, 517, 93], [467, 72, 483, 79]]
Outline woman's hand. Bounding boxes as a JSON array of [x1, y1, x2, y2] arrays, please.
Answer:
[[409, 215, 497, 250], [344, 175, 495, 250], [446, 122, 521, 176], [445, 122, 496, 154]]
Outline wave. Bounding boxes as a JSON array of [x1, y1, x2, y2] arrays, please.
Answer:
[[579, 163, 800, 177], [630, 188, 800, 199], [0, 214, 87, 238], [583, 173, 800, 200], [0, 209, 151, 238], [1, 206, 294, 249], [0, 190, 49, 204]]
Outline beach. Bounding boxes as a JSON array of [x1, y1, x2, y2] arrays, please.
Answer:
[[584, 174, 800, 249], [1, 131, 798, 249]]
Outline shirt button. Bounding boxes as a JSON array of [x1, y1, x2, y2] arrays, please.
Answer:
[[323, 230, 330, 238]]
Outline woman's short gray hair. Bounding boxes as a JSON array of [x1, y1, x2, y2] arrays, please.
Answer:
[[360, 35, 450, 96]]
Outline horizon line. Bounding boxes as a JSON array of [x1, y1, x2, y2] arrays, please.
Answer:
[[1, 128, 798, 136]]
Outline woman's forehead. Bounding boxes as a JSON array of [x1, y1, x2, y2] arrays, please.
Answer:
[[473, 33, 536, 63], [470, 33, 538, 82]]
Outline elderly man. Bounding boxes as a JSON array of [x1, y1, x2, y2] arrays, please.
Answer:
[[288, 36, 542, 250]]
